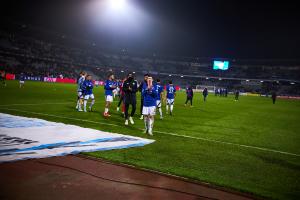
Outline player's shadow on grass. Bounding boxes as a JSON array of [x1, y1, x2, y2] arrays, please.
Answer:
[[251, 153, 300, 171]]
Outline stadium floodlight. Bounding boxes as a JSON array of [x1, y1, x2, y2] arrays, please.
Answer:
[[246, 79, 249, 82], [206, 77, 209, 80], [132, 71, 136, 74], [290, 82, 295, 85], [180, 75, 184, 78], [169, 75, 172, 77], [87, 0, 150, 38], [109, 0, 127, 11], [260, 80, 264, 83]]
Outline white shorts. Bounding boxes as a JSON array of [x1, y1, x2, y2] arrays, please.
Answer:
[[84, 94, 95, 100], [167, 98, 175, 105], [77, 91, 83, 98], [156, 100, 162, 108], [105, 95, 113, 102], [19, 81, 25, 84], [142, 106, 156, 116]]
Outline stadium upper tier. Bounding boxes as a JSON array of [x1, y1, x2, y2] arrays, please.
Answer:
[[0, 29, 300, 97], [1, 30, 299, 81]]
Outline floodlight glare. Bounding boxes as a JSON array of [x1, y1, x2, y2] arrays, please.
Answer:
[[87, 0, 149, 35], [109, 0, 126, 10]]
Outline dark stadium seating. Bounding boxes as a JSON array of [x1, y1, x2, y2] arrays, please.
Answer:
[[0, 29, 299, 95]]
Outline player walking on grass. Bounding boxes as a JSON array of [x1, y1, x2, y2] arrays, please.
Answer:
[[234, 90, 240, 101], [104, 73, 117, 117], [138, 74, 149, 120], [82, 75, 95, 112], [142, 76, 157, 135], [19, 73, 25, 88], [123, 73, 138, 125], [76, 71, 86, 111], [154, 79, 164, 119], [184, 86, 193, 107], [166, 81, 176, 115], [272, 91, 277, 104], [203, 87, 208, 102], [0, 70, 6, 87], [117, 77, 126, 114]]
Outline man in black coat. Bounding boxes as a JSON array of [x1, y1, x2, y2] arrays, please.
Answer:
[[203, 88, 208, 102], [235, 90, 240, 101], [123, 73, 138, 125], [184, 86, 194, 106], [272, 91, 277, 104]]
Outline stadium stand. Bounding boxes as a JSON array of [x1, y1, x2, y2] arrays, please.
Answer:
[[0, 28, 299, 95]]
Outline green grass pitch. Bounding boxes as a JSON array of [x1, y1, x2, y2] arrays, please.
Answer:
[[0, 81, 299, 200]]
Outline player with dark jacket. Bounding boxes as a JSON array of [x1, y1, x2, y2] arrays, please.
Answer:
[[123, 73, 138, 125], [272, 91, 277, 104], [235, 90, 240, 101], [184, 86, 193, 106], [203, 88, 208, 102]]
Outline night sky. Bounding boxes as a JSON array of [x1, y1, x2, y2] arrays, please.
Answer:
[[1, 0, 300, 59]]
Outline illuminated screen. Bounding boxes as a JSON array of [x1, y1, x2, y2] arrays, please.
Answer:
[[213, 61, 229, 70]]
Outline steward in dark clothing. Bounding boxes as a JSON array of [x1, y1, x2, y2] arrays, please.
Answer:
[[235, 90, 240, 101], [225, 88, 228, 97], [272, 92, 277, 104], [185, 86, 193, 106], [203, 88, 208, 102], [123, 73, 138, 120]]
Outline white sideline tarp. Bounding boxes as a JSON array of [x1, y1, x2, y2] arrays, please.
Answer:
[[0, 113, 154, 163]]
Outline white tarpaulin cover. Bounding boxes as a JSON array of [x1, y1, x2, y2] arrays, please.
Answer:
[[0, 113, 154, 163]]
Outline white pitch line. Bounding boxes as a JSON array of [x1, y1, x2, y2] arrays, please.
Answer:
[[0, 108, 119, 127], [0, 102, 105, 107], [0, 107, 299, 157], [0, 102, 73, 107], [155, 130, 300, 157]]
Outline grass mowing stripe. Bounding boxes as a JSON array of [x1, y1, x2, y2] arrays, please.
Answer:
[[1, 107, 299, 158]]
